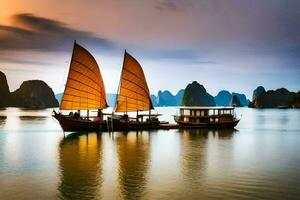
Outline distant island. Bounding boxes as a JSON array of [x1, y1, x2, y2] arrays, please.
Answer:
[[0, 71, 58, 109], [214, 90, 249, 107], [55, 82, 249, 108], [249, 86, 300, 108], [56, 90, 184, 108], [3, 69, 298, 109], [152, 90, 184, 107]]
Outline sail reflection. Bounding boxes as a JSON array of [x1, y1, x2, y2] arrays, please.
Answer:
[[58, 133, 103, 199], [115, 131, 150, 200]]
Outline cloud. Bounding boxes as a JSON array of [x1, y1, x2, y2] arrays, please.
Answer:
[[0, 13, 116, 52], [0, 56, 57, 66], [130, 46, 198, 60], [155, 0, 193, 11], [0, 13, 201, 62], [156, 0, 181, 11]]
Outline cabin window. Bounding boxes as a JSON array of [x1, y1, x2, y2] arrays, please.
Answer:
[[209, 110, 214, 115], [196, 110, 201, 116], [215, 118, 219, 122], [201, 110, 205, 116], [183, 109, 190, 116], [184, 117, 189, 122], [220, 110, 224, 115], [210, 118, 214, 122], [191, 110, 195, 116]]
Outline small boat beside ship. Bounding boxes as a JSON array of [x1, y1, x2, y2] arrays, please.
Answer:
[[174, 106, 240, 128]]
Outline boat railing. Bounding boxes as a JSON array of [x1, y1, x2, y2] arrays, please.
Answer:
[[176, 114, 234, 118]]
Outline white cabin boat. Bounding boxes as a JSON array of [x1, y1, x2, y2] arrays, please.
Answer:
[[174, 106, 239, 128]]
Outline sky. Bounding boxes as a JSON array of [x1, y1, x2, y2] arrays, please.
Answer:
[[0, 0, 300, 99]]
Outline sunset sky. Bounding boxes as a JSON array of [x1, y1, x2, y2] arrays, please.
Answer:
[[0, 0, 299, 98]]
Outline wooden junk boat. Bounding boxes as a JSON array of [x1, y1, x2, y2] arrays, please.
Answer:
[[53, 42, 160, 132], [174, 106, 240, 128]]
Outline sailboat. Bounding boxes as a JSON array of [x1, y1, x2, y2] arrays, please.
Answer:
[[108, 50, 161, 130], [53, 42, 110, 132]]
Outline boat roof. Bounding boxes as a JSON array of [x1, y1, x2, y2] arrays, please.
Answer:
[[179, 106, 234, 110]]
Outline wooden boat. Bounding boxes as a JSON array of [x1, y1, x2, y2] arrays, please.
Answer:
[[53, 44, 161, 132], [174, 106, 240, 128], [109, 50, 161, 130], [53, 42, 110, 132]]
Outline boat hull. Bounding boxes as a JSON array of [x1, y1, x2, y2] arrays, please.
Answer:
[[53, 112, 109, 132], [109, 117, 161, 131], [174, 118, 240, 129], [53, 112, 161, 132]]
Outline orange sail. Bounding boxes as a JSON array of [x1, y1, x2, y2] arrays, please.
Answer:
[[115, 51, 153, 112], [60, 42, 107, 110]]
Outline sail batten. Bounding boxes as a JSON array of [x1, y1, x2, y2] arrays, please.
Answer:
[[115, 51, 153, 112], [60, 42, 107, 110]]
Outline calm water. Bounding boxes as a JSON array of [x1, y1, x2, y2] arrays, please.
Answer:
[[0, 107, 300, 199]]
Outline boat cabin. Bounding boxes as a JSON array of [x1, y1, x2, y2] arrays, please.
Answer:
[[176, 106, 236, 124]]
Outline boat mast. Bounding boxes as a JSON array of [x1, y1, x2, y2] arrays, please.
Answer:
[[125, 96, 128, 115], [136, 91, 138, 122], [59, 40, 76, 112], [99, 84, 102, 119], [114, 49, 127, 115]]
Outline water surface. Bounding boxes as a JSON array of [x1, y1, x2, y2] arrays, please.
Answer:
[[1, 107, 300, 199]]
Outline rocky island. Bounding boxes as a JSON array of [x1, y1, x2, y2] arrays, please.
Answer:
[[0, 71, 10, 107], [0, 71, 58, 109], [249, 86, 300, 108], [182, 81, 215, 106], [230, 95, 243, 107]]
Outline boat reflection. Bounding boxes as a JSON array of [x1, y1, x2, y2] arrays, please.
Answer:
[[58, 132, 103, 199], [57, 129, 237, 199], [114, 131, 150, 200], [0, 116, 7, 126], [179, 128, 237, 139], [19, 116, 47, 121], [178, 128, 237, 199]]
